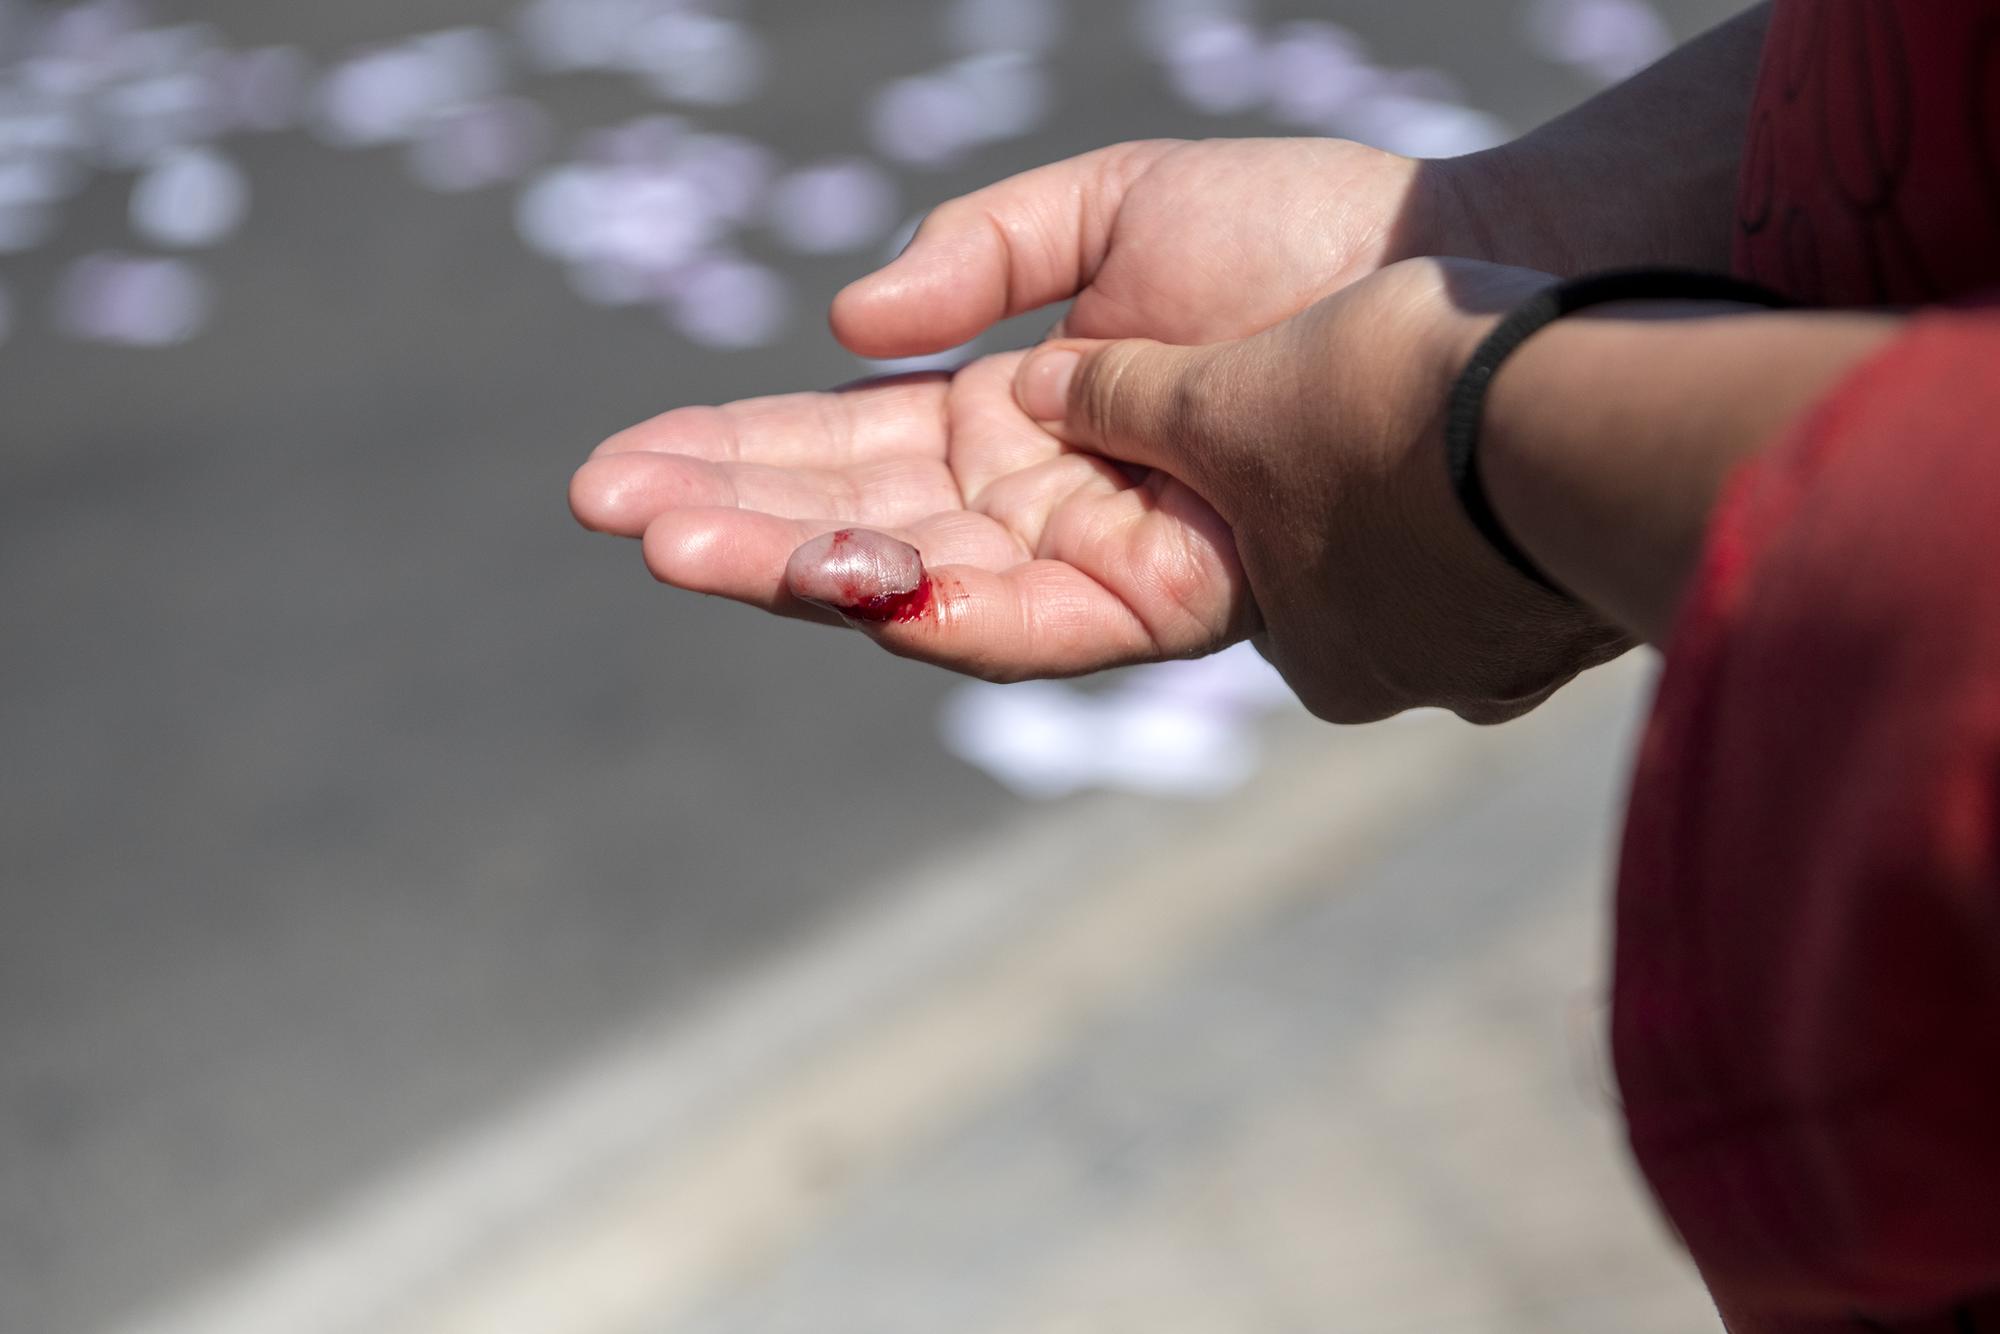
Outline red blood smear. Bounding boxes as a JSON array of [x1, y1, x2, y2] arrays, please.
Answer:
[[835, 576, 934, 624]]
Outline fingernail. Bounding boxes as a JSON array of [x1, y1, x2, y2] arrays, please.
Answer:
[[786, 528, 933, 624], [1018, 349, 1080, 422]]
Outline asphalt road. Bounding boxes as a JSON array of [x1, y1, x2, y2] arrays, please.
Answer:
[[0, 2, 1740, 1331]]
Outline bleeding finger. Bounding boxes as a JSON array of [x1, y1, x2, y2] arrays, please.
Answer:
[[785, 530, 1162, 679]]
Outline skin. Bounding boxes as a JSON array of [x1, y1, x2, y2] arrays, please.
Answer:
[[1004, 259, 1634, 723], [827, 4, 1774, 356], [784, 528, 927, 617], [574, 352, 1252, 680], [570, 5, 1798, 717], [1475, 302, 1901, 641], [1009, 259, 1902, 721]]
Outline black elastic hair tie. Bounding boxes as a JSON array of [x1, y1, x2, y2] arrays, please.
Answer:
[[1443, 268, 1794, 598]]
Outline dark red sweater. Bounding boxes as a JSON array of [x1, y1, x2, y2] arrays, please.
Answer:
[[1617, 4, 2000, 1331]]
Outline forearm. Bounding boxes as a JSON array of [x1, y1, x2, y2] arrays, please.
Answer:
[[1476, 306, 1901, 642], [1441, 4, 1772, 275]]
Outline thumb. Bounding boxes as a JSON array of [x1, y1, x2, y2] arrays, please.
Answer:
[[1013, 338, 1217, 479], [830, 144, 1175, 360], [831, 210, 999, 360]]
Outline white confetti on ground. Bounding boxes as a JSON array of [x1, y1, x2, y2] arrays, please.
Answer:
[[1340, 93, 1507, 157], [223, 45, 312, 133], [515, 163, 600, 260], [943, 0, 1063, 56], [515, 0, 764, 104], [1263, 19, 1376, 129], [565, 255, 663, 308], [577, 113, 687, 166], [939, 643, 1298, 800], [1161, 19, 1267, 116], [55, 252, 211, 346], [767, 157, 899, 255], [945, 52, 1050, 142], [312, 50, 441, 148], [407, 96, 549, 193], [516, 150, 729, 301], [0, 81, 88, 164], [0, 198, 54, 252], [668, 255, 789, 349], [0, 151, 77, 204], [672, 132, 775, 222], [0, 149, 71, 251], [1132, 0, 1253, 60], [129, 146, 249, 248], [514, 0, 605, 72], [94, 62, 227, 167], [312, 28, 508, 149], [42, 0, 145, 61], [0, 0, 1533, 355], [595, 168, 723, 270], [868, 73, 987, 169], [514, 0, 663, 73], [1522, 0, 1673, 85], [1222, 19, 1508, 156], [513, 164, 578, 255], [868, 54, 1050, 169], [629, 12, 765, 106]]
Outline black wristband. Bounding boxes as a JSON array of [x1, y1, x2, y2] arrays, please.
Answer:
[[1443, 268, 1794, 598]]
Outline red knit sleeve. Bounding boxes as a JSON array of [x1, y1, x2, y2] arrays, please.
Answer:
[[1613, 302, 2000, 1334]]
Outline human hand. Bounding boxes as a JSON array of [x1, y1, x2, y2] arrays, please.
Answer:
[[1004, 256, 1634, 723], [831, 137, 1471, 354], [837, 10, 1782, 358], [568, 350, 1253, 681], [571, 257, 1629, 719]]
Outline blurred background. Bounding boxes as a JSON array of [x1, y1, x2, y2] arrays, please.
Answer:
[[1, 1, 1743, 1331]]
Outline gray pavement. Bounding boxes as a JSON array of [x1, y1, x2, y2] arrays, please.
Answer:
[[654, 664, 1713, 1334], [2, 3, 1741, 1332]]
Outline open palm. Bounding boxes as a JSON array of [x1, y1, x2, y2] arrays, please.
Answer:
[[569, 350, 1251, 679], [575, 137, 1448, 678]]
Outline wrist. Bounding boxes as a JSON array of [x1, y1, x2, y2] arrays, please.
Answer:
[[1386, 260, 1603, 617], [1439, 135, 1727, 278], [1477, 305, 1901, 640], [1421, 144, 1579, 276]]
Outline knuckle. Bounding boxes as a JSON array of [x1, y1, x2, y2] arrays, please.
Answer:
[[1073, 340, 1143, 437], [1078, 340, 1218, 465], [919, 197, 969, 240], [1134, 522, 1233, 650], [1167, 352, 1227, 454]]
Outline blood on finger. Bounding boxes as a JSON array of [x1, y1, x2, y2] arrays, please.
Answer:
[[840, 577, 935, 624], [786, 527, 936, 625]]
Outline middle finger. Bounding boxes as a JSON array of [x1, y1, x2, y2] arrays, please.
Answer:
[[591, 374, 953, 470], [570, 452, 963, 538]]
